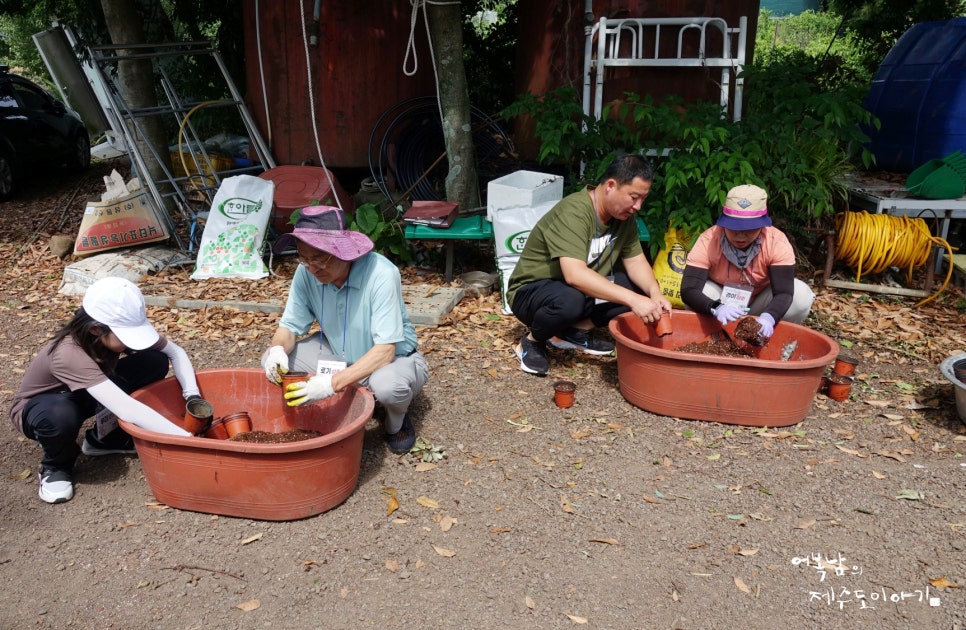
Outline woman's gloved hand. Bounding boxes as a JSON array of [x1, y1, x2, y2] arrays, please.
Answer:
[[264, 346, 289, 384], [713, 303, 745, 325], [284, 374, 335, 407], [757, 313, 776, 339]]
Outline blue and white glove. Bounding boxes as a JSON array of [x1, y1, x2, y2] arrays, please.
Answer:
[[757, 313, 776, 339], [712, 303, 745, 325], [264, 345, 289, 384], [284, 374, 335, 407]]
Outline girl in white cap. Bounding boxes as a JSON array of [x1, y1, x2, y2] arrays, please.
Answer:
[[9, 277, 199, 504]]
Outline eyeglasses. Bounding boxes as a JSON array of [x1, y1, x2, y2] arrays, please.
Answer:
[[297, 251, 336, 269]]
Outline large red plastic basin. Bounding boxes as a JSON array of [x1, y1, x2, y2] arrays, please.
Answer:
[[120, 368, 374, 521], [609, 311, 837, 427]]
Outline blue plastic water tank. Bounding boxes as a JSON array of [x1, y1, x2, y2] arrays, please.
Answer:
[[865, 18, 966, 173]]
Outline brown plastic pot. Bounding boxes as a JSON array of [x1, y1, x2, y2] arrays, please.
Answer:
[[281, 371, 310, 395], [832, 354, 859, 377], [653, 311, 673, 337], [826, 374, 853, 402], [120, 368, 375, 521], [553, 381, 576, 408], [203, 417, 230, 440], [183, 398, 214, 435], [222, 411, 253, 437], [609, 311, 837, 427]]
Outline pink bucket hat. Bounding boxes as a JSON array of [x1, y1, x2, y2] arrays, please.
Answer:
[[716, 184, 772, 231], [272, 205, 374, 261]]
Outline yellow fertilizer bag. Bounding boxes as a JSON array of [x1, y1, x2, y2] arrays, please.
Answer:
[[652, 226, 691, 308]]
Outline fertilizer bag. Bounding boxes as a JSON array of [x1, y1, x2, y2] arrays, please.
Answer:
[[652, 225, 692, 308], [191, 175, 275, 280]]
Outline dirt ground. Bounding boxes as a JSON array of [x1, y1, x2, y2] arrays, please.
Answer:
[[1, 161, 964, 629]]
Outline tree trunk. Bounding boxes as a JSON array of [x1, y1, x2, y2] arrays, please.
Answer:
[[427, 2, 480, 212], [99, 0, 173, 194]]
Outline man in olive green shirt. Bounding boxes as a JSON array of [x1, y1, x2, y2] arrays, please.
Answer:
[[507, 154, 670, 375]]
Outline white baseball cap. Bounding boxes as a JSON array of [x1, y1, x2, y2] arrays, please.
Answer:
[[82, 277, 159, 350]]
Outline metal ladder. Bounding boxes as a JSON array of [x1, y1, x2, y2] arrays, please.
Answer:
[[86, 40, 276, 253]]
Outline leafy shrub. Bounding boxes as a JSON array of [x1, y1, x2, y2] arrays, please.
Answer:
[[501, 48, 875, 256]]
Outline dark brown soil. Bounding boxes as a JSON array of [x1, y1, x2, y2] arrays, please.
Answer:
[[675, 337, 748, 357], [230, 429, 324, 443], [734, 315, 763, 343]]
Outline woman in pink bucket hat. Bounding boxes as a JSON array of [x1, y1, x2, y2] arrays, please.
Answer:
[[680, 184, 815, 338], [262, 206, 429, 454]]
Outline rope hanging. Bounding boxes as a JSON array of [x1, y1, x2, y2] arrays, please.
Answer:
[[834, 210, 955, 307]]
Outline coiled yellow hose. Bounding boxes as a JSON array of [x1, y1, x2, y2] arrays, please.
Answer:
[[834, 210, 955, 307]]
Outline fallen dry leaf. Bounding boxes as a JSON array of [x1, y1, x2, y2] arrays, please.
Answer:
[[439, 515, 457, 532], [490, 527, 511, 534], [525, 595, 535, 609], [872, 471, 886, 479], [566, 615, 588, 624], [738, 548, 759, 556], [417, 496, 441, 509], [794, 518, 817, 530], [236, 599, 260, 611], [117, 522, 138, 528], [929, 577, 960, 589], [385, 559, 399, 573], [340, 587, 348, 599], [835, 444, 867, 458], [734, 576, 751, 594], [414, 462, 437, 472], [241, 533, 263, 545], [10, 468, 31, 480], [876, 450, 906, 463], [432, 545, 456, 557], [560, 496, 576, 514], [588, 538, 620, 546]]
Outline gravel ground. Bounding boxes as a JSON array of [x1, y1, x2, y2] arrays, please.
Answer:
[[1, 161, 964, 629]]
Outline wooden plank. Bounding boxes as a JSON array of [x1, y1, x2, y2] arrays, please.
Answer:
[[823, 279, 930, 298]]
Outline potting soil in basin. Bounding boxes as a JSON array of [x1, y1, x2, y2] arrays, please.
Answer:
[[609, 311, 838, 426], [119, 368, 375, 521]]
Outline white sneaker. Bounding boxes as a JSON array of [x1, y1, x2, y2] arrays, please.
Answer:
[[38, 468, 74, 504]]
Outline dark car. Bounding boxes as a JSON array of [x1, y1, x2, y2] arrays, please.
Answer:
[[0, 66, 90, 200]]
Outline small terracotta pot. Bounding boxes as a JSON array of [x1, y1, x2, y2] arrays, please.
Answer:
[[203, 417, 230, 440], [222, 411, 253, 437], [281, 371, 310, 393], [826, 374, 853, 402], [183, 398, 214, 435], [653, 311, 673, 337], [553, 381, 576, 409], [832, 354, 859, 377]]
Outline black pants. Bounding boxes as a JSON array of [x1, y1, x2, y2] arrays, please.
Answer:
[[510, 271, 644, 342], [21, 350, 169, 472]]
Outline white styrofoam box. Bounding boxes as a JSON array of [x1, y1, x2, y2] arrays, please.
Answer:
[[486, 170, 563, 221], [492, 199, 557, 259]]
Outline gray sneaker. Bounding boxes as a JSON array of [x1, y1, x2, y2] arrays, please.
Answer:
[[38, 467, 74, 504]]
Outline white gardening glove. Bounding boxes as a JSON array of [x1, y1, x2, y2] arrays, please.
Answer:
[[757, 313, 776, 339], [712, 303, 745, 325], [264, 345, 289, 384], [284, 374, 335, 407]]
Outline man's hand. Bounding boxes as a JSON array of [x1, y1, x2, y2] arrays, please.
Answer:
[[264, 345, 289, 384], [713, 303, 745, 325], [284, 374, 335, 407], [629, 295, 664, 324], [757, 313, 776, 339]]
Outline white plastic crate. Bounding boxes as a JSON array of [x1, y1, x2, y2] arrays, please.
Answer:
[[486, 170, 563, 222]]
